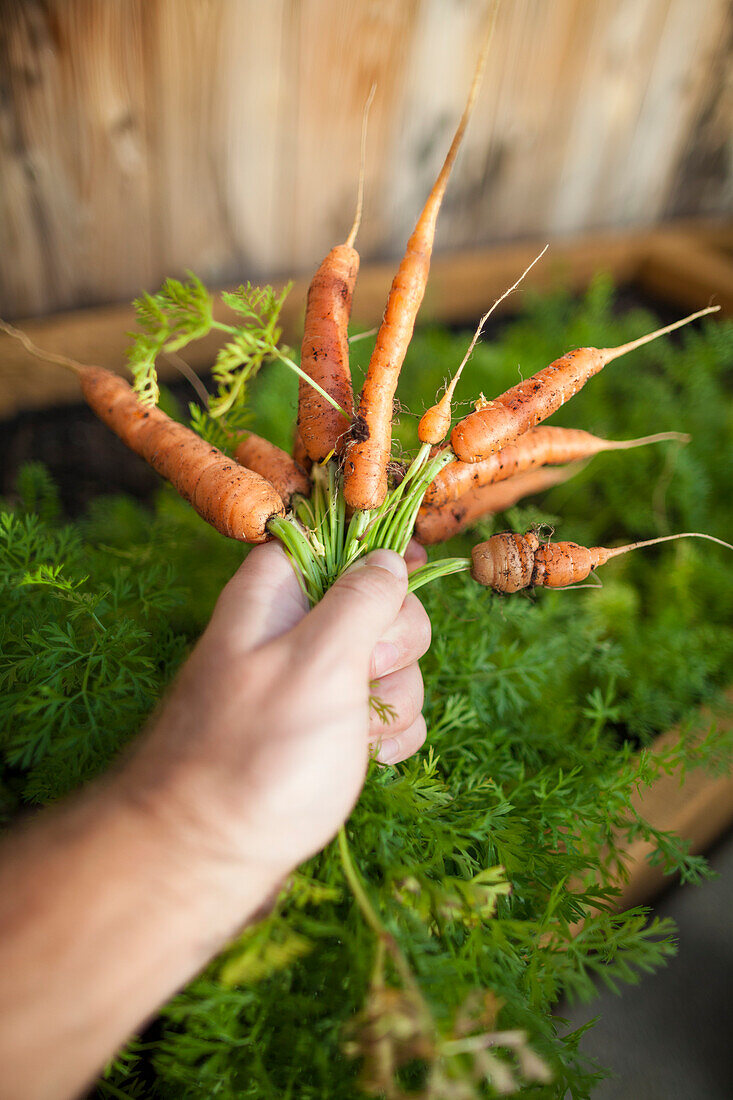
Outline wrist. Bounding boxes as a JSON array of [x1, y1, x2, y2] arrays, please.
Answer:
[[110, 759, 285, 931]]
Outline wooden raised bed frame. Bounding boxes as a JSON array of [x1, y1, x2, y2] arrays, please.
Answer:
[[1, 218, 732, 908]]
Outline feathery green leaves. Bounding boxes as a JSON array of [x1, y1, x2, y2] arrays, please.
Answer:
[[127, 274, 292, 452], [128, 273, 213, 406], [2, 280, 732, 1097]]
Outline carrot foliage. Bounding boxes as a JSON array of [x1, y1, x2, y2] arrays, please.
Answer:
[[2, 281, 732, 1097], [128, 273, 292, 445]]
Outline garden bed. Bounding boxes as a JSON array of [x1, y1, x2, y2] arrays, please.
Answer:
[[2, 250, 732, 1097]]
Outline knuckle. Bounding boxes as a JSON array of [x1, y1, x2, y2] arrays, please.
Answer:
[[366, 565, 404, 604], [338, 567, 397, 610]]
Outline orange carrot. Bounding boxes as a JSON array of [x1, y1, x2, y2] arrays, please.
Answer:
[[471, 530, 733, 591], [343, 24, 494, 510], [297, 87, 375, 463], [235, 432, 311, 508], [451, 306, 719, 463], [297, 243, 359, 463], [418, 246, 548, 445], [293, 425, 313, 473], [0, 321, 284, 543], [423, 426, 688, 508], [414, 465, 577, 545]]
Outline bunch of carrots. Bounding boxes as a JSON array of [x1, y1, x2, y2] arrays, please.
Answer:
[[2, 28, 729, 622]]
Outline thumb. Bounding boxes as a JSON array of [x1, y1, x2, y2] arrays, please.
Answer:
[[296, 550, 408, 664], [206, 540, 309, 653]]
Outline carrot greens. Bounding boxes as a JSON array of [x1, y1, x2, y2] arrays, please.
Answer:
[[2, 283, 732, 1097]]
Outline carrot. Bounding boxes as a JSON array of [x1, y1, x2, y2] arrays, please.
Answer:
[[0, 321, 284, 543], [343, 21, 494, 511], [414, 465, 578, 545], [471, 530, 733, 592], [235, 432, 311, 509], [423, 426, 688, 508], [297, 87, 375, 464], [292, 426, 313, 473], [418, 246, 548, 446], [451, 306, 720, 463], [297, 246, 358, 463]]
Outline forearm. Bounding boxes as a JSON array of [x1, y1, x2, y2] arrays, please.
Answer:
[[0, 776, 278, 1100]]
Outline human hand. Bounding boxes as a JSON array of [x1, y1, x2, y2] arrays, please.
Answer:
[[120, 541, 431, 891]]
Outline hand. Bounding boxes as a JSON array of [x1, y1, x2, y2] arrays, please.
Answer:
[[121, 541, 432, 888], [0, 542, 432, 1099]]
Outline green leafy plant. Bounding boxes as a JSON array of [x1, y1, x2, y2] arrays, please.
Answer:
[[128, 273, 343, 449], [2, 281, 732, 1097]]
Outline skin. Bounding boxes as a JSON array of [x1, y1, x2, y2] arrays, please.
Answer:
[[0, 541, 431, 1100]]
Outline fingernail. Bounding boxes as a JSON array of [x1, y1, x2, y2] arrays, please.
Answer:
[[376, 737, 400, 765], [366, 549, 407, 580], [372, 641, 399, 679]]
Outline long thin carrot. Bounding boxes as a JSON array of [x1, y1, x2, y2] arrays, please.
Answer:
[[297, 87, 375, 464], [0, 321, 284, 543], [423, 426, 688, 508], [343, 17, 495, 511], [451, 306, 720, 463], [235, 432, 311, 509], [414, 464, 577, 545], [471, 530, 733, 591]]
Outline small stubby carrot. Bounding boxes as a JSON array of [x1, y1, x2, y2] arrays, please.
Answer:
[[234, 432, 311, 509], [343, 23, 494, 511], [297, 87, 375, 464], [451, 306, 720, 464], [423, 426, 688, 508], [471, 530, 733, 592], [414, 465, 577, 545], [0, 322, 284, 543]]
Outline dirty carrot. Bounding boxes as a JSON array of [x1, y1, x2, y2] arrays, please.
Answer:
[[418, 246, 548, 446], [343, 18, 495, 511], [235, 432, 311, 509], [0, 321, 284, 543], [423, 426, 688, 508], [451, 306, 720, 463], [415, 465, 578, 545], [297, 87, 375, 464], [471, 530, 733, 592], [292, 425, 313, 473]]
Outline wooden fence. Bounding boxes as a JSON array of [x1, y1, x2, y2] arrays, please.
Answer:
[[1, 0, 731, 318]]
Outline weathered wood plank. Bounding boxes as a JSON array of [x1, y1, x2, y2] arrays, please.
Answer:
[[638, 233, 733, 316], [1, 0, 731, 318], [617, 693, 733, 911]]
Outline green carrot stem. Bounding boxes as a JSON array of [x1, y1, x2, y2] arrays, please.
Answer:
[[337, 825, 386, 940], [275, 350, 350, 417], [407, 558, 470, 593], [336, 827, 424, 1001], [268, 516, 323, 603]]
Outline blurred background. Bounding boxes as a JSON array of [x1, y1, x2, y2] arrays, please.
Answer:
[[0, 0, 731, 319], [1, 2, 732, 1097]]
